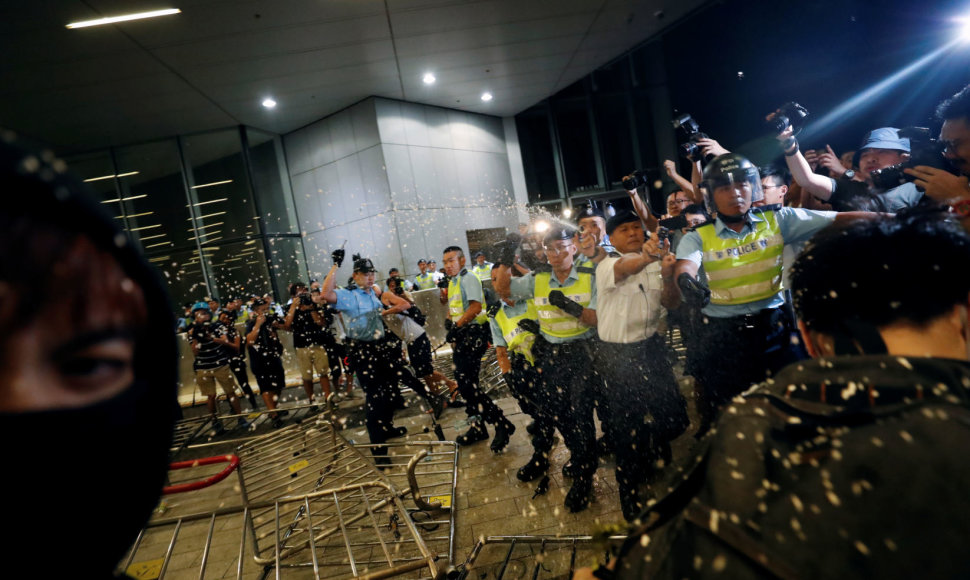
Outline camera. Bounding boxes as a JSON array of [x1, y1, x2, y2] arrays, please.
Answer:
[[869, 127, 952, 190], [659, 214, 688, 231], [672, 114, 714, 163], [298, 292, 313, 306], [622, 169, 651, 191], [765, 102, 809, 135], [193, 321, 212, 339]]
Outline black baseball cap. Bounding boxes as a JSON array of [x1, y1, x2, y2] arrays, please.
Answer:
[[606, 209, 640, 235]]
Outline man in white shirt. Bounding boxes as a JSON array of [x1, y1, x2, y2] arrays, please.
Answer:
[[595, 209, 689, 522]]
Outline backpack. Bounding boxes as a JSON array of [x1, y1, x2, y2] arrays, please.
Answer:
[[616, 371, 970, 580]]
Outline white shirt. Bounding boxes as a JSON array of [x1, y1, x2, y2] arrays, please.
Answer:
[[595, 254, 665, 344]]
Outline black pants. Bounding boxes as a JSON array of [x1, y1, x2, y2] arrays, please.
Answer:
[[533, 337, 602, 479], [229, 356, 258, 405], [506, 355, 555, 452], [250, 356, 285, 395], [348, 340, 399, 451], [379, 335, 437, 405], [453, 323, 506, 425], [597, 335, 689, 506], [693, 308, 804, 412]]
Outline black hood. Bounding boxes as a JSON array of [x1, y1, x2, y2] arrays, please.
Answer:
[[0, 135, 179, 577]]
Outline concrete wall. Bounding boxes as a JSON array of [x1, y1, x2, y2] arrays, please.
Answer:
[[284, 97, 519, 284]]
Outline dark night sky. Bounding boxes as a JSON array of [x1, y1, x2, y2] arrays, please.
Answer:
[[661, 0, 970, 166]]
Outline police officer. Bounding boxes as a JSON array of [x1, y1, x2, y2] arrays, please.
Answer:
[[577, 200, 616, 255], [494, 226, 600, 512], [596, 209, 689, 521], [320, 250, 406, 464], [413, 258, 437, 290], [488, 265, 556, 482], [440, 246, 516, 451], [471, 251, 493, 281], [674, 153, 872, 434]]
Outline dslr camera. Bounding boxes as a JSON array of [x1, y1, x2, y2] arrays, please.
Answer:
[[765, 102, 809, 135], [298, 292, 314, 307], [672, 113, 715, 163], [869, 127, 951, 190], [622, 169, 651, 191]]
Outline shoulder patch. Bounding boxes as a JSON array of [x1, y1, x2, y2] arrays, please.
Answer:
[[576, 266, 596, 274]]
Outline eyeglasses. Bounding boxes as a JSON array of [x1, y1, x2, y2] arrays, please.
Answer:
[[667, 198, 690, 205], [941, 139, 965, 154], [544, 243, 574, 255]]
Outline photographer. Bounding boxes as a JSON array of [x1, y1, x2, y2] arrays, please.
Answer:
[[673, 153, 877, 435], [575, 201, 616, 261], [245, 298, 285, 426], [188, 302, 248, 429], [905, 83, 970, 228], [284, 288, 332, 407], [778, 124, 923, 212], [595, 209, 688, 521]]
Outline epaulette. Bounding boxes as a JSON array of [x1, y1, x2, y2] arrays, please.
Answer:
[[576, 266, 596, 274], [607, 251, 621, 258]]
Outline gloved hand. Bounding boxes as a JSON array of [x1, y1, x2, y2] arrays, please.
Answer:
[[516, 318, 540, 335], [486, 301, 502, 318], [331, 247, 345, 267], [444, 319, 458, 343], [677, 273, 711, 308], [548, 290, 584, 318], [437, 276, 450, 290], [493, 234, 521, 267]]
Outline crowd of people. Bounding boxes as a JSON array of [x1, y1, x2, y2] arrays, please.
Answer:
[[5, 72, 970, 576]]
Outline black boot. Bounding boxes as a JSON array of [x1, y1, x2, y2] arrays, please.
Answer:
[[562, 458, 582, 479], [516, 452, 550, 482], [455, 421, 489, 446], [564, 476, 593, 512], [490, 420, 516, 453]]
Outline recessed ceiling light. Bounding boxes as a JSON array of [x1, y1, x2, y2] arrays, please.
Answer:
[[66, 8, 181, 29], [423, 73, 436, 85], [481, 92, 493, 102], [262, 98, 277, 108]]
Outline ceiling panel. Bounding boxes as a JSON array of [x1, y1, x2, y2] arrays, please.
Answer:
[[0, 0, 710, 152]]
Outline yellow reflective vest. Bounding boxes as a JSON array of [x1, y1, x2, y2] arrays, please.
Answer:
[[534, 260, 594, 339], [696, 210, 784, 305], [472, 262, 493, 281], [414, 272, 436, 290], [494, 300, 538, 365], [447, 270, 488, 324]]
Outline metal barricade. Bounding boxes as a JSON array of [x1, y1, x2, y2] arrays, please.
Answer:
[[448, 536, 626, 580], [124, 419, 453, 579]]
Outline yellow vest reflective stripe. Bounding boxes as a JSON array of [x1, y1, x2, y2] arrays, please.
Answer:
[[414, 273, 435, 290], [495, 301, 538, 365], [697, 211, 784, 305], [447, 273, 488, 324], [472, 263, 492, 281], [534, 261, 593, 338]]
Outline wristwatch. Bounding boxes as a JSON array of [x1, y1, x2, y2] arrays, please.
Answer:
[[842, 169, 856, 180]]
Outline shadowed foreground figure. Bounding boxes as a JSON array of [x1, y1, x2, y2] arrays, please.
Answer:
[[0, 135, 179, 577], [588, 212, 970, 580]]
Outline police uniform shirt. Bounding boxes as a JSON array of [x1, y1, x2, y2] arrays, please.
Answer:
[[413, 272, 436, 290], [472, 261, 494, 281], [333, 287, 385, 341], [826, 177, 923, 212], [595, 256, 665, 344], [676, 207, 836, 318], [488, 299, 531, 347], [507, 264, 598, 344], [452, 269, 486, 319]]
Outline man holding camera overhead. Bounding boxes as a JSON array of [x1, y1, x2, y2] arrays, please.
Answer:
[[284, 286, 332, 407], [673, 153, 874, 436], [774, 104, 924, 212]]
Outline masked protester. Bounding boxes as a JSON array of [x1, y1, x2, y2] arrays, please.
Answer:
[[0, 136, 179, 576]]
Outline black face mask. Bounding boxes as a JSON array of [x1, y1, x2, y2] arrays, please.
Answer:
[[718, 211, 748, 224], [0, 378, 175, 576]]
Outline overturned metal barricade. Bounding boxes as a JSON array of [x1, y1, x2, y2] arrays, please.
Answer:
[[123, 419, 453, 579], [449, 535, 626, 580]]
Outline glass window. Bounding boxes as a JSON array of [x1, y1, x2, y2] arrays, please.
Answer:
[[147, 248, 209, 310], [62, 150, 120, 204], [516, 110, 560, 203], [199, 241, 273, 302], [113, 139, 189, 254], [554, 99, 599, 194], [263, 237, 308, 301], [595, 94, 637, 188], [181, 130, 259, 243], [247, 128, 299, 234]]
